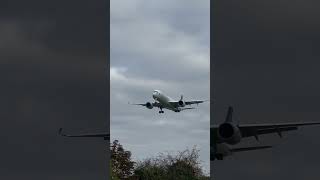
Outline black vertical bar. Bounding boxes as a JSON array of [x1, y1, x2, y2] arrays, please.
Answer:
[[106, 0, 110, 179], [210, 0, 215, 178]]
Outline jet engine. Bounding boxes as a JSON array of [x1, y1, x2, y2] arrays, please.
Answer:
[[146, 102, 153, 109], [178, 100, 185, 107], [217, 123, 241, 145]]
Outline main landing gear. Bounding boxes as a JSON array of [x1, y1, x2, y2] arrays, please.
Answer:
[[159, 107, 164, 113]]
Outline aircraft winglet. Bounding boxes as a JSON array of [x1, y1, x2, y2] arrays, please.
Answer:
[[58, 128, 65, 136]]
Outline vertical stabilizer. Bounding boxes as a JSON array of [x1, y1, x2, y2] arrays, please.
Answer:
[[225, 106, 233, 123], [180, 94, 183, 101]]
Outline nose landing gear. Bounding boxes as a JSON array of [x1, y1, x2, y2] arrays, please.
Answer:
[[159, 107, 164, 113]]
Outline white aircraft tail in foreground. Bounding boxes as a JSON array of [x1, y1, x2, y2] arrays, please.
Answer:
[[130, 90, 208, 113]]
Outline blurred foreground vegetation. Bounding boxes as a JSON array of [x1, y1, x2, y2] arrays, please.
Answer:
[[110, 140, 210, 180]]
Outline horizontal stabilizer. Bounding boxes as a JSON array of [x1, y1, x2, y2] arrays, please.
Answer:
[[231, 145, 272, 152]]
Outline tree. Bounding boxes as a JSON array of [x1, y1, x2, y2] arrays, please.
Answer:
[[133, 147, 209, 180], [110, 140, 135, 179]]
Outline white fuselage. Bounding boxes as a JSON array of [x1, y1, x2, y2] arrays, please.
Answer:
[[152, 90, 180, 112]]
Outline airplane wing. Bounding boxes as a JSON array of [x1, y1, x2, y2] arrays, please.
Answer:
[[231, 145, 272, 152], [238, 122, 320, 139], [185, 100, 208, 105], [211, 121, 320, 140], [180, 107, 196, 111], [129, 102, 161, 107], [59, 128, 110, 140], [168, 100, 208, 107]]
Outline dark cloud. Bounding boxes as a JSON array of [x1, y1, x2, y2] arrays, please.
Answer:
[[212, 0, 320, 179], [0, 0, 109, 179], [0, 0, 107, 56]]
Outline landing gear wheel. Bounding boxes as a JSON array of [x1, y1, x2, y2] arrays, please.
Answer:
[[159, 107, 164, 113]]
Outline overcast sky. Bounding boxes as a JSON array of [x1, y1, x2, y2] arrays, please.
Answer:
[[110, 0, 210, 173]]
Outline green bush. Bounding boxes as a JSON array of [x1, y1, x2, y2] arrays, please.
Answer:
[[110, 140, 210, 180], [133, 147, 209, 180], [110, 140, 135, 179]]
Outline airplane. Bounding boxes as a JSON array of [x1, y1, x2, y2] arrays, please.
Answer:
[[211, 106, 320, 161], [129, 90, 207, 113]]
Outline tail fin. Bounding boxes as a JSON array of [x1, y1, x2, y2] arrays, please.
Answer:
[[180, 94, 183, 101], [225, 106, 233, 123]]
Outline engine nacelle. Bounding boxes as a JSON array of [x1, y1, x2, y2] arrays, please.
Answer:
[[178, 100, 185, 107], [146, 102, 153, 109], [217, 123, 241, 145]]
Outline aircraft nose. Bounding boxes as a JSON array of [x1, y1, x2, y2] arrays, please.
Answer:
[[152, 92, 157, 99]]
